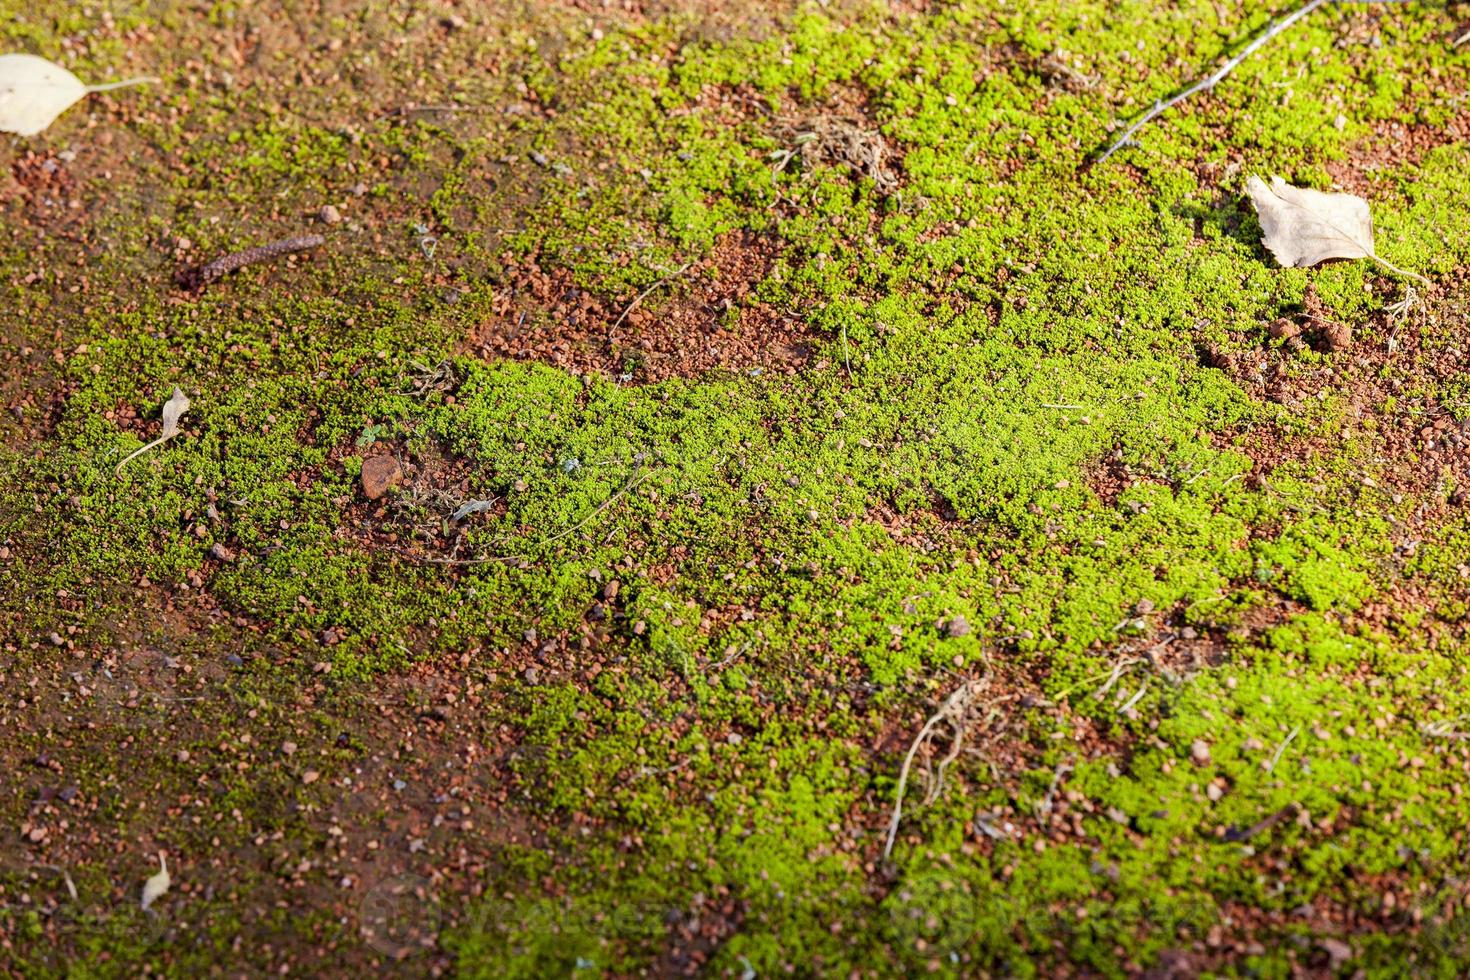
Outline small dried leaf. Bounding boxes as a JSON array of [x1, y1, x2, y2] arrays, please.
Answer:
[[157, 386, 189, 440], [115, 387, 191, 477], [451, 498, 497, 522], [0, 53, 157, 136], [1247, 175, 1374, 269], [140, 852, 170, 911]]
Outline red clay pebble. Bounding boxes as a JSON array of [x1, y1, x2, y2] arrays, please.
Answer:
[[1319, 321, 1352, 352], [1267, 317, 1301, 339], [360, 455, 402, 500]]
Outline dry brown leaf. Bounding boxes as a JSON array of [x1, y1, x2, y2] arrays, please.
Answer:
[[1246, 175, 1427, 285]]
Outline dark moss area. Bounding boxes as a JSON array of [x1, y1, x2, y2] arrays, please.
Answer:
[[4, 1, 1470, 976]]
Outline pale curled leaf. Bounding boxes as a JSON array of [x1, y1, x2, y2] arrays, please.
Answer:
[[157, 386, 190, 440], [0, 54, 85, 136], [1247, 175, 1427, 285], [1247, 175, 1374, 269], [115, 387, 191, 478], [0, 53, 158, 136], [140, 852, 170, 911], [451, 498, 498, 522]]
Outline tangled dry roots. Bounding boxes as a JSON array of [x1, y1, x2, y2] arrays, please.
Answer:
[[882, 675, 992, 861]]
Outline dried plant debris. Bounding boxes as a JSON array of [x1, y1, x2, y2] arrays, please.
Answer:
[[140, 852, 171, 911], [883, 676, 990, 860], [0, 53, 157, 136], [115, 387, 190, 478], [450, 498, 498, 522], [771, 116, 898, 194], [1247, 175, 1428, 285]]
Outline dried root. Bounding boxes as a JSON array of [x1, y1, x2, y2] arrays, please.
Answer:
[[883, 676, 991, 861]]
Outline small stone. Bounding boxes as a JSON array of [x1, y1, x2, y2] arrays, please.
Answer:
[[1205, 782, 1223, 802], [1321, 938, 1353, 968], [209, 542, 235, 562], [1134, 598, 1154, 615], [318, 204, 342, 225], [302, 770, 321, 785], [393, 779, 407, 792], [945, 615, 970, 638], [603, 580, 620, 601], [281, 741, 297, 756], [177, 749, 190, 763], [360, 455, 402, 500], [1190, 739, 1211, 765]]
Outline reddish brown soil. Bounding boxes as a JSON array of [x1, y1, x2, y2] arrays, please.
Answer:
[[471, 231, 817, 382]]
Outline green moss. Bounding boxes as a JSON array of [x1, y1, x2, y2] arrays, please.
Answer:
[[6, 0, 1470, 974]]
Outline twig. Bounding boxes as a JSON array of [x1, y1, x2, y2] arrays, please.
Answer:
[[705, 642, 750, 674], [1035, 759, 1075, 819], [1095, 0, 1332, 163], [180, 235, 326, 289], [609, 264, 691, 338], [1118, 680, 1150, 714], [1266, 725, 1301, 773], [1092, 656, 1142, 700], [34, 864, 78, 902], [1222, 802, 1300, 842], [1422, 715, 1470, 740]]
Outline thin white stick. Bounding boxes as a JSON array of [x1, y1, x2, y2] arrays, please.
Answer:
[[882, 714, 943, 861], [1096, 0, 1331, 163], [1266, 725, 1301, 773]]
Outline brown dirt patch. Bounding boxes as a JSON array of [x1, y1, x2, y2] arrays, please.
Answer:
[[1084, 447, 1178, 510], [1207, 277, 1470, 529], [469, 231, 817, 382], [7, 151, 77, 211]]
